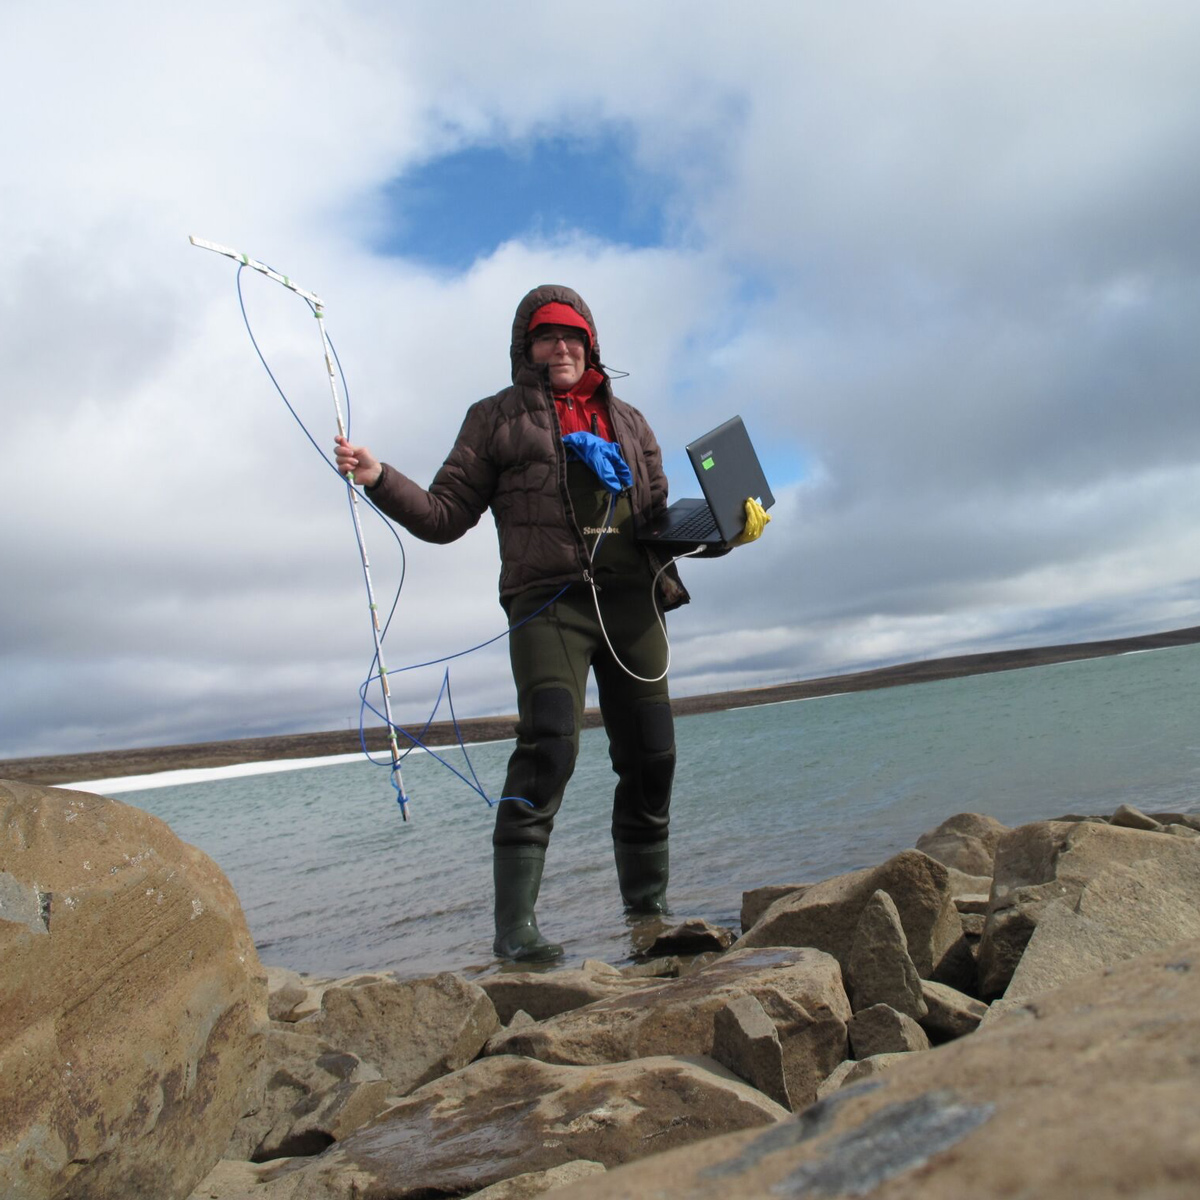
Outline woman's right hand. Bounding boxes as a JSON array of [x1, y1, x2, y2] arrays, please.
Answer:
[[334, 435, 384, 487]]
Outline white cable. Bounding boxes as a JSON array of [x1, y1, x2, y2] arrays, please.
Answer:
[[585, 499, 705, 683]]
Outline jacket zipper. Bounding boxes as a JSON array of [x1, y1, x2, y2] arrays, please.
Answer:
[[545, 378, 594, 582]]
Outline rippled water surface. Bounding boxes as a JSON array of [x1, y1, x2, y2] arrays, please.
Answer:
[[117, 644, 1200, 977]]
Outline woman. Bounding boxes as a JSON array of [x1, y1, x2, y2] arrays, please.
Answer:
[[335, 284, 687, 962]]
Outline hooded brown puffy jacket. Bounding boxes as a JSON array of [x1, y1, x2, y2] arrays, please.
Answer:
[[367, 284, 689, 610]]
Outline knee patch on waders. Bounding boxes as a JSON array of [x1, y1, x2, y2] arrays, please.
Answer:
[[638, 701, 675, 813], [507, 686, 576, 806], [638, 701, 675, 756], [614, 701, 675, 840]]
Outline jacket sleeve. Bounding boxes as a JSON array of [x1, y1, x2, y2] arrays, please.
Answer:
[[365, 401, 498, 544], [621, 402, 668, 516], [643, 418, 669, 516]]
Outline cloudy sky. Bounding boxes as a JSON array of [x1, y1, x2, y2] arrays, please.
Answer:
[[4, 1, 1200, 761]]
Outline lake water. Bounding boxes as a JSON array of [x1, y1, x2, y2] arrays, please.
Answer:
[[100, 644, 1200, 979]]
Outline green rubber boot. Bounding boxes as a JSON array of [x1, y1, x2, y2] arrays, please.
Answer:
[[492, 845, 564, 963], [614, 840, 670, 915]]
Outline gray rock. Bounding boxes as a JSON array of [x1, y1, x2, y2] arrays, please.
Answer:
[[619, 956, 684, 979], [816, 1052, 909, 1100], [944, 868, 996, 899], [469, 1160, 606, 1199], [711, 994, 791, 1109], [919, 979, 989, 1042], [1166, 823, 1200, 839], [226, 1027, 391, 1161], [737, 850, 962, 982], [266, 967, 310, 1022], [479, 960, 647, 1024], [955, 893, 991, 915], [261, 1053, 788, 1198], [309, 973, 499, 1096], [1110, 803, 1163, 831], [847, 889, 927, 1019], [741, 884, 810, 932], [979, 820, 1200, 998], [848, 1003, 932, 1057], [1147, 811, 1200, 830], [547, 939, 1200, 1200], [486, 946, 849, 1111], [187, 1158, 303, 1199], [959, 912, 985, 937], [641, 917, 737, 956], [916, 812, 1010, 876], [1000, 854, 1200, 1006]]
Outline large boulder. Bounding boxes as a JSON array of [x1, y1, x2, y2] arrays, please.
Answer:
[[741, 884, 810, 933], [994, 853, 1200, 1009], [546, 938, 1200, 1199], [0, 780, 267, 1200], [978, 819, 1200, 998], [486, 946, 850, 1111], [737, 850, 962, 981], [306, 973, 499, 1097], [258, 1053, 788, 1198], [915, 813, 1009, 877]]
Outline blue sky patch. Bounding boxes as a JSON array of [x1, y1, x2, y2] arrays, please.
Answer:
[[374, 130, 673, 269]]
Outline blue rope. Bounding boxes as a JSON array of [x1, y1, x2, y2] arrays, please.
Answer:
[[233, 265, 556, 811], [358, 670, 532, 808]]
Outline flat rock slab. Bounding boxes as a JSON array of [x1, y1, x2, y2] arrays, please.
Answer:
[[487, 946, 850, 1111], [480, 961, 647, 1024], [226, 1027, 391, 1162], [742, 885, 810, 933], [998, 853, 1200, 1007], [468, 1160, 607, 1199], [307, 973, 499, 1096], [260, 1053, 788, 1198], [0, 781, 266, 1200], [816, 1053, 910, 1100], [979, 820, 1200, 997], [547, 938, 1200, 1200]]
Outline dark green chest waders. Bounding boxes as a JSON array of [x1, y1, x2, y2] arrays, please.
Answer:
[[491, 462, 675, 960]]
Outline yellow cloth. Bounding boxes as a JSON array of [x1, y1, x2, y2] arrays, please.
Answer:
[[732, 497, 771, 546]]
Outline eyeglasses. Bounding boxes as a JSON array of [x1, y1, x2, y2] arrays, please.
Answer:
[[531, 329, 587, 348]]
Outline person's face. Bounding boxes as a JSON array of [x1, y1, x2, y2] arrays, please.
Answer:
[[529, 325, 587, 391]]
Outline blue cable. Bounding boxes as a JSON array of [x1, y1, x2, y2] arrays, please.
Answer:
[[234, 265, 549, 810]]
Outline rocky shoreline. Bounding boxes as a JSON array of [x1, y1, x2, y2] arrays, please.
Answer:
[[5, 624, 1200, 786], [4, 776, 1200, 1198]]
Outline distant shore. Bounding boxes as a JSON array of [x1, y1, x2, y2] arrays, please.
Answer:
[[5, 624, 1199, 787]]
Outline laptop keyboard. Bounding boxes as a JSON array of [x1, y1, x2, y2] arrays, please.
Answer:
[[668, 506, 719, 541]]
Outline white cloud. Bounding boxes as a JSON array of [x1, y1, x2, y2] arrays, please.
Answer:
[[4, 0, 1200, 758]]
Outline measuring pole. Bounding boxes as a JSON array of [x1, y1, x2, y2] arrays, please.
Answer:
[[190, 236, 410, 818]]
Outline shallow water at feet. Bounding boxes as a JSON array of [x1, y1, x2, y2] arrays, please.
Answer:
[[116, 644, 1200, 978]]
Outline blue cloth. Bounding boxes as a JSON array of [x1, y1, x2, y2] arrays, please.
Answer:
[[562, 432, 633, 495]]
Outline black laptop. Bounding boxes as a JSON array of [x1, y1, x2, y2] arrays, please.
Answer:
[[636, 416, 775, 550]]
